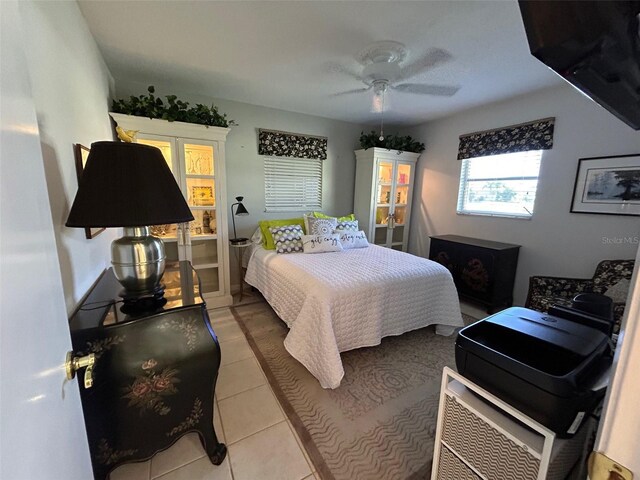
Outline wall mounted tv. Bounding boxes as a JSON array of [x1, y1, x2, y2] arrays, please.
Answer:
[[519, 1, 640, 130]]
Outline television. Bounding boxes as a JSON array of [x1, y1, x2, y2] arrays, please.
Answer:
[[518, 1, 640, 130]]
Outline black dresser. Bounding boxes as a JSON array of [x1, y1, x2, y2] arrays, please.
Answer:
[[69, 261, 226, 480], [429, 235, 520, 313]]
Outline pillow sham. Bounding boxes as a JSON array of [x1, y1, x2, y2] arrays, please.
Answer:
[[269, 225, 304, 254], [259, 218, 305, 250], [314, 212, 356, 222], [302, 233, 343, 254], [334, 220, 359, 231], [307, 215, 338, 235], [338, 230, 369, 249]]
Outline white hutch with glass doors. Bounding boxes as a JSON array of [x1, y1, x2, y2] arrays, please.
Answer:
[[110, 113, 232, 308], [354, 148, 419, 251]]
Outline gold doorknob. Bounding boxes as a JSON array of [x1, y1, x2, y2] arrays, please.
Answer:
[[65, 352, 96, 389]]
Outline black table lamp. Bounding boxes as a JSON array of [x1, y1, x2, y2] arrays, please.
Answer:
[[230, 196, 249, 245], [66, 141, 194, 302]]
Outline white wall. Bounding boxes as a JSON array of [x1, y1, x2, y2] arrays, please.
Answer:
[[116, 80, 365, 284], [407, 85, 640, 306], [20, 0, 117, 313]]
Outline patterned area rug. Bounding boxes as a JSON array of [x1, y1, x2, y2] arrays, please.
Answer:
[[231, 300, 476, 480]]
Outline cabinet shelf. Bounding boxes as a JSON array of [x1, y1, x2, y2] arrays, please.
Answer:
[[186, 174, 215, 180], [190, 234, 218, 240]]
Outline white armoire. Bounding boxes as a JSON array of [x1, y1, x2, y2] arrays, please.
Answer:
[[110, 113, 232, 307], [354, 148, 419, 251]]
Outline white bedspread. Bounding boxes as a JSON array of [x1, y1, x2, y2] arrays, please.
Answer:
[[244, 244, 463, 389]]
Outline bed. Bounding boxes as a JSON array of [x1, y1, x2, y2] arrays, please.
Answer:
[[244, 243, 463, 389]]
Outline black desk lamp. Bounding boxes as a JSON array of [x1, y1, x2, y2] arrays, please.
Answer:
[[230, 196, 249, 245], [66, 141, 194, 304]]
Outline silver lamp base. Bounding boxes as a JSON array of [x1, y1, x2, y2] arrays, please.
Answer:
[[111, 226, 166, 297]]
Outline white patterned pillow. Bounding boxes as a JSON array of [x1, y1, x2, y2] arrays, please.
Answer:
[[338, 230, 369, 249], [269, 225, 303, 254], [307, 216, 338, 235], [334, 220, 359, 231], [302, 234, 343, 254]]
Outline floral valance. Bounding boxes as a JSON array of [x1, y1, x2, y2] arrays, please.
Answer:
[[258, 129, 327, 160], [457, 117, 555, 160]]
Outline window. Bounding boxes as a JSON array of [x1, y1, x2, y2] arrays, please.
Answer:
[[264, 156, 322, 212], [457, 150, 543, 218]]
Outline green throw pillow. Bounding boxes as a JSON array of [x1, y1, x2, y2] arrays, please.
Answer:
[[313, 212, 356, 221], [259, 218, 306, 250]]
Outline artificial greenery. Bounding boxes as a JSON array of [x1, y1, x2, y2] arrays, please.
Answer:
[[359, 131, 425, 153], [111, 86, 236, 128]]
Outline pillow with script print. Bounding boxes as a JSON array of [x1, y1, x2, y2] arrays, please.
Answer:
[[338, 230, 369, 249], [269, 225, 304, 254], [334, 220, 359, 232], [301, 233, 344, 254]]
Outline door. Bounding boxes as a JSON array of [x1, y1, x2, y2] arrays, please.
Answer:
[[178, 139, 223, 300], [1, 2, 93, 478], [373, 159, 394, 247], [390, 161, 413, 251], [592, 245, 640, 476], [136, 134, 184, 264]]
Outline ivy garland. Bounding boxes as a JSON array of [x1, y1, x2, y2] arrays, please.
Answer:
[[359, 131, 425, 153], [111, 86, 236, 128]]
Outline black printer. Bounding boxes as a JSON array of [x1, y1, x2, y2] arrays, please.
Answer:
[[455, 307, 612, 438]]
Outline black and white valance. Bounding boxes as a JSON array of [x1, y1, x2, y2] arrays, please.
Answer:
[[457, 117, 555, 160], [258, 129, 328, 160]]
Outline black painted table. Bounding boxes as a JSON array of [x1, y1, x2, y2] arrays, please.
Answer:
[[69, 261, 225, 480]]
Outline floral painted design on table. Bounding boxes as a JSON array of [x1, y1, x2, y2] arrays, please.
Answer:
[[158, 317, 198, 351], [123, 359, 180, 416], [96, 438, 137, 465], [167, 398, 204, 437]]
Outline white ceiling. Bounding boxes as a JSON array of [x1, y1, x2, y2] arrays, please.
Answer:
[[78, 0, 561, 126]]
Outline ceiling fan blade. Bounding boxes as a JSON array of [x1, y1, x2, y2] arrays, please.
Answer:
[[392, 83, 460, 96], [324, 61, 363, 82], [332, 87, 372, 97], [398, 48, 452, 81]]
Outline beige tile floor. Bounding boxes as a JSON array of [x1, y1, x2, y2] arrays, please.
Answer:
[[110, 305, 319, 480]]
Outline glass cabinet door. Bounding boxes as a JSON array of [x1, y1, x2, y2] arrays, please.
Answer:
[[178, 140, 222, 297], [374, 161, 394, 247], [136, 134, 183, 262], [390, 162, 413, 251]]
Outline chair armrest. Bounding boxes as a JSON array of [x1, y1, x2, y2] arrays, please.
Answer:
[[525, 276, 594, 312]]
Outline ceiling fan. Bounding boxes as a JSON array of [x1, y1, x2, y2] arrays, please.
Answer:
[[329, 41, 460, 112]]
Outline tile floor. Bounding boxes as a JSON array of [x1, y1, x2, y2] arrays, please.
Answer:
[[110, 305, 318, 480]]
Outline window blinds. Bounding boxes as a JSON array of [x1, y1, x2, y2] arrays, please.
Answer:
[[264, 156, 322, 212]]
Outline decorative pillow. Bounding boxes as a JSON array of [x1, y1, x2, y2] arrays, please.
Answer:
[[302, 234, 343, 254], [604, 279, 630, 303], [338, 230, 369, 249], [251, 227, 263, 245], [307, 215, 338, 235], [269, 225, 304, 254], [335, 220, 359, 231], [314, 212, 356, 222], [259, 218, 305, 250]]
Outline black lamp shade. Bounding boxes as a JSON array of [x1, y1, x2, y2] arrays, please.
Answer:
[[234, 202, 249, 216], [66, 141, 194, 228]]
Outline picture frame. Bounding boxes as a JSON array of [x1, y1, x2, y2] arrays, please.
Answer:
[[570, 154, 640, 217], [74, 143, 106, 239], [191, 185, 214, 206]]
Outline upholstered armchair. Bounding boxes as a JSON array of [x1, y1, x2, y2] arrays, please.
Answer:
[[525, 259, 635, 332]]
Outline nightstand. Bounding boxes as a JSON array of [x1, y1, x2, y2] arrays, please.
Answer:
[[229, 241, 251, 302], [68, 261, 226, 480]]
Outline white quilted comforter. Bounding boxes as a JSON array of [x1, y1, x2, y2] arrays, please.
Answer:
[[244, 244, 463, 389]]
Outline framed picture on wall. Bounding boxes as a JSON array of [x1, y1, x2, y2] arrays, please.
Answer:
[[570, 154, 640, 217], [74, 143, 106, 239]]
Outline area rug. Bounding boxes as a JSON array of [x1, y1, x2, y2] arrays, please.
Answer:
[[230, 300, 476, 480]]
